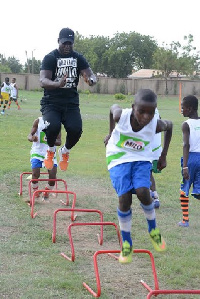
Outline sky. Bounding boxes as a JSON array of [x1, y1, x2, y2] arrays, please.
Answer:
[[2, 0, 200, 65]]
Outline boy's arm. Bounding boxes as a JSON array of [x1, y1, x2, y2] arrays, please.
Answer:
[[104, 104, 122, 146], [182, 122, 190, 180], [28, 119, 39, 142], [55, 131, 61, 146], [15, 84, 19, 98], [0, 83, 2, 98], [156, 119, 173, 170]]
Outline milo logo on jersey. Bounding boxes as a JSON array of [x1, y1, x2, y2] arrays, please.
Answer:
[[40, 131, 47, 144], [116, 134, 149, 151], [56, 58, 77, 88]]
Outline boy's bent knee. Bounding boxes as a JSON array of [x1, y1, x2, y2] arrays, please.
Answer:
[[136, 187, 152, 205]]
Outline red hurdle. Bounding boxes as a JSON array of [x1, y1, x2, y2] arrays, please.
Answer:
[[30, 190, 76, 219], [82, 249, 158, 297], [28, 178, 68, 203], [82, 248, 200, 298], [19, 172, 50, 195], [52, 208, 104, 243], [61, 222, 122, 262], [145, 288, 200, 298]]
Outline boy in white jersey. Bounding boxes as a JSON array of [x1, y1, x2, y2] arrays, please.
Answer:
[[0, 77, 11, 115], [28, 117, 61, 200], [178, 95, 200, 227], [8, 78, 21, 110], [104, 89, 173, 263]]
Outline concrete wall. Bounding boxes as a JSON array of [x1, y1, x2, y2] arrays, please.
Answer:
[[1, 72, 200, 96]]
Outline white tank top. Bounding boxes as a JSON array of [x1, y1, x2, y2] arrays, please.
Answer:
[[10, 83, 17, 98], [30, 117, 57, 163], [1, 82, 11, 94], [185, 118, 200, 152], [106, 108, 157, 170]]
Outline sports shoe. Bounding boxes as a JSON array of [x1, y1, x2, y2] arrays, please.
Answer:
[[151, 190, 160, 209], [33, 190, 41, 198], [1, 111, 5, 115], [58, 148, 69, 171], [178, 221, 189, 227], [44, 150, 54, 170], [42, 187, 50, 200], [149, 228, 166, 252], [118, 241, 133, 264], [154, 199, 160, 209], [18, 107, 21, 110]]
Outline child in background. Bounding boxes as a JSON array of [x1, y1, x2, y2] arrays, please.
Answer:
[[178, 95, 200, 227], [28, 116, 61, 200], [8, 78, 21, 110], [104, 89, 173, 263], [150, 107, 162, 209], [0, 77, 11, 115]]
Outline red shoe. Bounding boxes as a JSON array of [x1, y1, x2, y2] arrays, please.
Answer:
[[58, 148, 69, 171], [44, 150, 54, 170], [43, 187, 50, 200]]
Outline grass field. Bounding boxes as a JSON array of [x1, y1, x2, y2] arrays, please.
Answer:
[[1, 91, 200, 299]]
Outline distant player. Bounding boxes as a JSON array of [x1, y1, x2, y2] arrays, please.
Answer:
[[8, 78, 21, 110], [0, 77, 11, 115], [28, 116, 61, 200], [178, 95, 200, 227]]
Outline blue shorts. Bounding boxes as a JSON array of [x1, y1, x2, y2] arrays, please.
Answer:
[[31, 158, 57, 169], [180, 153, 200, 198], [109, 161, 152, 197]]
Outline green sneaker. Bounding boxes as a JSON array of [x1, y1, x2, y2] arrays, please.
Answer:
[[119, 241, 133, 264], [149, 228, 166, 252]]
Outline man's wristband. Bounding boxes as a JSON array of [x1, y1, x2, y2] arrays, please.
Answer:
[[182, 167, 188, 170]]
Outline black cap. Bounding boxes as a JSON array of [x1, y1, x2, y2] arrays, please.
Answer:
[[59, 28, 74, 43]]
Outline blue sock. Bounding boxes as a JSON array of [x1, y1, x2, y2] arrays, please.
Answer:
[[140, 202, 156, 233], [121, 230, 132, 246], [117, 208, 132, 246]]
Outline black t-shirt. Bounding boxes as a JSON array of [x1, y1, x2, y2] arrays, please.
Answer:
[[40, 49, 89, 100]]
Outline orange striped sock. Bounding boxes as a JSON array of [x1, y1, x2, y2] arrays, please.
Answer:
[[180, 192, 189, 223]]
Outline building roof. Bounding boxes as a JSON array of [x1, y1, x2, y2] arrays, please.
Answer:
[[129, 69, 162, 79]]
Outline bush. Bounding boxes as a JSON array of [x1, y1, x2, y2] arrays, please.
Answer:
[[84, 89, 91, 95], [114, 93, 126, 100]]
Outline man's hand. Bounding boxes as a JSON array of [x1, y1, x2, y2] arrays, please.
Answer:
[[84, 75, 97, 86]]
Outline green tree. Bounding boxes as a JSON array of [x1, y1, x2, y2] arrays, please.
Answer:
[[153, 47, 177, 94], [74, 33, 110, 75], [74, 31, 158, 78], [152, 35, 200, 94], [102, 32, 158, 78], [7, 56, 23, 73], [0, 64, 11, 73], [24, 59, 41, 74], [0, 54, 11, 73]]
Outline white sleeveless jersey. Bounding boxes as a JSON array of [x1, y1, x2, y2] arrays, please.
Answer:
[[151, 108, 162, 159], [1, 82, 11, 94], [10, 83, 17, 98], [30, 117, 57, 164], [106, 108, 157, 170], [185, 118, 200, 152]]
